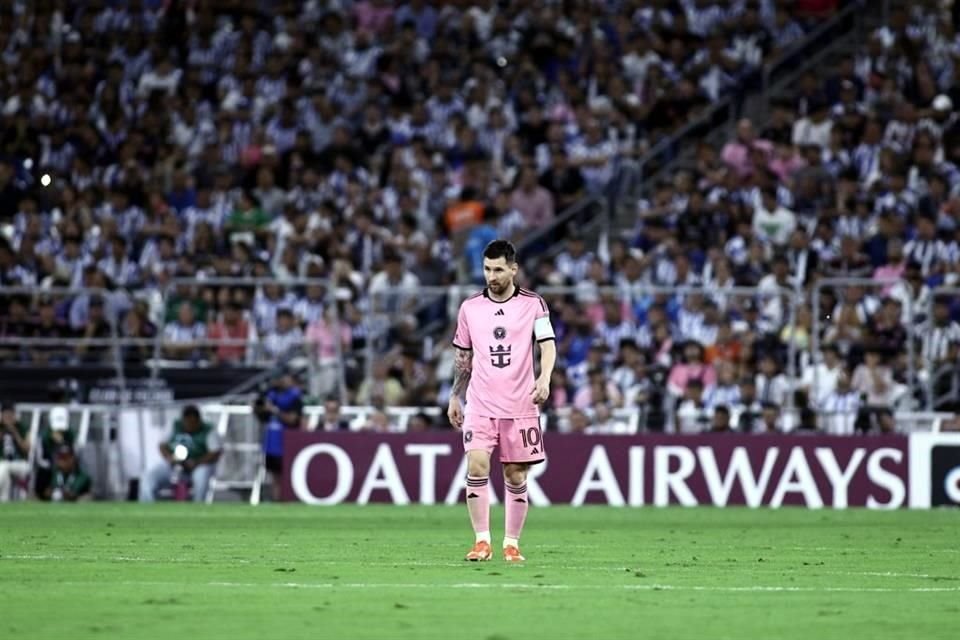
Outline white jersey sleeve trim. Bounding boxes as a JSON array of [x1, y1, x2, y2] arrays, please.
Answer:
[[534, 315, 555, 341]]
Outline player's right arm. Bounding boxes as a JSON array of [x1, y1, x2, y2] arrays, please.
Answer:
[[448, 302, 473, 430], [448, 347, 472, 429]]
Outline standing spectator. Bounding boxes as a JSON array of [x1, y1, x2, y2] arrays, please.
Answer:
[[139, 405, 222, 503], [0, 401, 30, 501], [255, 373, 304, 501]]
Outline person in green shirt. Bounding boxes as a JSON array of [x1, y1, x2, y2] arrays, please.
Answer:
[[35, 406, 77, 497], [0, 401, 30, 502], [225, 191, 270, 244], [138, 405, 222, 503], [43, 445, 92, 502]]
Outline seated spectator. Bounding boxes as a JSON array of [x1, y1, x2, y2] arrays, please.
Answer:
[[42, 445, 92, 502], [361, 410, 394, 433], [30, 297, 72, 365], [584, 404, 630, 435], [121, 302, 157, 364], [260, 308, 304, 362], [74, 298, 112, 364], [704, 360, 741, 413], [162, 302, 207, 361], [755, 402, 786, 433], [801, 344, 844, 407], [356, 361, 407, 407], [818, 371, 861, 435], [708, 405, 734, 433], [755, 354, 791, 406], [139, 405, 222, 503], [318, 398, 351, 432], [674, 379, 710, 434], [721, 119, 774, 178], [0, 296, 31, 362], [368, 252, 420, 314], [34, 407, 76, 498], [207, 302, 253, 366], [0, 401, 30, 502], [510, 164, 555, 229], [852, 348, 900, 424], [573, 368, 624, 410], [667, 341, 717, 398]]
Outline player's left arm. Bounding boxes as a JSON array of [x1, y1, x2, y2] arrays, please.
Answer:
[[531, 309, 556, 405]]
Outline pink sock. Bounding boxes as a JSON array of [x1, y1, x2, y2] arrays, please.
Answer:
[[465, 475, 490, 539], [504, 481, 528, 543]]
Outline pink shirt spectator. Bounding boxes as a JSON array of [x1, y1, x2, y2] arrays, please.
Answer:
[[353, 1, 394, 36], [721, 139, 774, 178], [667, 363, 717, 397], [873, 264, 905, 297], [509, 186, 555, 228], [306, 317, 352, 362], [768, 154, 806, 182], [453, 287, 554, 418]]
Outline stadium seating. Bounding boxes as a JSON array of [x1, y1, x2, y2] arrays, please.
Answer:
[[0, 1, 956, 436]]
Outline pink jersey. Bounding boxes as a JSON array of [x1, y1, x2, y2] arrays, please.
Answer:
[[453, 286, 555, 419]]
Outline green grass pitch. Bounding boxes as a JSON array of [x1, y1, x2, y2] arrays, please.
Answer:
[[2, 504, 958, 639]]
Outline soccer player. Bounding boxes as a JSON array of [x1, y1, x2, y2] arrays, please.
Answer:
[[448, 240, 556, 562]]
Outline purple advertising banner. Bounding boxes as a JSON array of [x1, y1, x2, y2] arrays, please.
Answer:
[[282, 432, 911, 509]]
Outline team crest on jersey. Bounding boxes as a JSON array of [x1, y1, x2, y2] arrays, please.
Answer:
[[493, 326, 506, 340], [464, 430, 473, 443]]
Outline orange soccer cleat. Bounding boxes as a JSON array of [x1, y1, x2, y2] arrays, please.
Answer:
[[464, 541, 493, 561], [503, 545, 525, 563]]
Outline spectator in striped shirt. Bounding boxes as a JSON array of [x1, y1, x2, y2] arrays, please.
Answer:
[[162, 302, 207, 362], [818, 371, 863, 436]]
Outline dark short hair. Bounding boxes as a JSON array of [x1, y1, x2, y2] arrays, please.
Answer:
[[182, 405, 201, 420], [483, 239, 517, 264]]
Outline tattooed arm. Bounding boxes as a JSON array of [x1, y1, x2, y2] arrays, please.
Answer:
[[447, 348, 472, 429]]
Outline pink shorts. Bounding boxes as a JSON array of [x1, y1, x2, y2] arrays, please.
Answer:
[[462, 416, 546, 464]]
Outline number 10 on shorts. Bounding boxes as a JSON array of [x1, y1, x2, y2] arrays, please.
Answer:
[[519, 426, 541, 448]]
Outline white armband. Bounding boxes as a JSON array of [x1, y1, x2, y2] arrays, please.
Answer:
[[534, 315, 555, 341]]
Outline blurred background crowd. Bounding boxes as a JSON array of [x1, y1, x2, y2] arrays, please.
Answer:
[[1, 0, 958, 435]]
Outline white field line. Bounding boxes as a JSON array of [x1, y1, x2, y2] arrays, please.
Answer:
[[45, 580, 960, 593], [2, 556, 956, 580]]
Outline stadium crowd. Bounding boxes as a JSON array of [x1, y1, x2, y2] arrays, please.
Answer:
[[5, 0, 955, 435]]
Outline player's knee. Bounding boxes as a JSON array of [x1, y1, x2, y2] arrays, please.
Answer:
[[503, 464, 527, 486], [467, 460, 490, 477]]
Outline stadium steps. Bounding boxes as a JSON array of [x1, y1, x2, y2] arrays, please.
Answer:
[[611, 6, 867, 240]]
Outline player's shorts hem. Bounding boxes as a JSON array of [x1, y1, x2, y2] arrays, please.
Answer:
[[500, 458, 546, 465], [535, 337, 556, 343]]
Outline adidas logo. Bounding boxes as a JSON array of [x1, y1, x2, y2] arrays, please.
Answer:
[[495, 309, 505, 316], [530, 448, 539, 454]]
